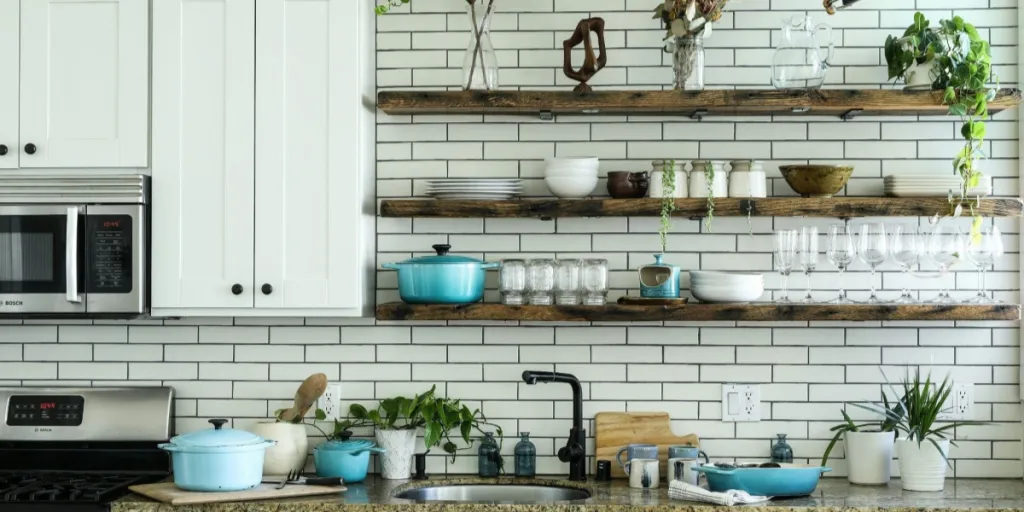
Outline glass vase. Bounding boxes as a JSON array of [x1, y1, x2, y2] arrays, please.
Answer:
[[462, 1, 499, 91], [478, 432, 500, 477], [514, 432, 537, 477], [771, 434, 794, 463], [671, 35, 704, 91]]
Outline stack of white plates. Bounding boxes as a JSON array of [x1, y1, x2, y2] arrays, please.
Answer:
[[689, 271, 764, 303], [884, 174, 991, 197], [544, 158, 599, 198], [426, 179, 523, 200]]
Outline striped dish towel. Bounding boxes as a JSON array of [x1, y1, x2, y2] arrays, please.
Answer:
[[668, 480, 772, 506]]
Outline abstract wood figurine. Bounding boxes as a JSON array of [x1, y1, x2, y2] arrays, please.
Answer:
[[563, 17, 607, 92]]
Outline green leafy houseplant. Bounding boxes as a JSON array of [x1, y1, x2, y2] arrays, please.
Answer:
[[884, 13, 943, 87], [658, 160, 677, 253], [820, 392, 904, 467]]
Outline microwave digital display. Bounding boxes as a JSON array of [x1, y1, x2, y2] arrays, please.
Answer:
[[6, 395, 85, 426], [87, 215, 132, 293]]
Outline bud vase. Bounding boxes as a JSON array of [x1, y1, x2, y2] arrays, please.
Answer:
[[462, 1, 499, 90], [670, 35, 705, 91]]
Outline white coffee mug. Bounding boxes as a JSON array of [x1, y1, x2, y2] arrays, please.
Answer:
[[669, 457, 700, 485], [624, 458, 659, 489]]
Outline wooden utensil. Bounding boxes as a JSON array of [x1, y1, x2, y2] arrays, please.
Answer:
[[278, 373, 328, 422], [595, 411, 700, 479], [128, 482, 345, 505]]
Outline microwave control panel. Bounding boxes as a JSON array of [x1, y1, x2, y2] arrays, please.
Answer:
[[87, 215, 133, 293], [6, 395, 85, 426]]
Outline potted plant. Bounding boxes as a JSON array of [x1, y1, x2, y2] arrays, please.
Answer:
[[821, 392, 905, 485], [416, 386, 505, 468], [885, 13, 943, 89], [253, 373, 328, 475], [655, 0, 729, 90]]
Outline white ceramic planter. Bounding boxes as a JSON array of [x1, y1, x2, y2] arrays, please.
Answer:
[[249, 422, 308, 475], [844, 431, 894, 485], [905, 59, 936, 89], [897, 438, 950, 492], [376, 428, 416, 479]]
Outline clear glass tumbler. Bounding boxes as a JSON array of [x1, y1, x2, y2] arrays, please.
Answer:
[[582, 259, 609, 306], [526, 259, 556, 306], [554, 259, 583, 305], [499, 259, 527, 305]]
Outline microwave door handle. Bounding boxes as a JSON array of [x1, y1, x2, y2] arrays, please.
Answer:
[[66, 206, 82, 303]]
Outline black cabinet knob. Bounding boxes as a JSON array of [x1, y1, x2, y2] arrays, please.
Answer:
[[0, 145, 7, 156], [231, 284, 243, 295], [261, 283, 273, 295], [24, 143, 36, 155]]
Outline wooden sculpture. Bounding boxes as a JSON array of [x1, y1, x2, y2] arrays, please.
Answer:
[[563, 17, 608, 93]]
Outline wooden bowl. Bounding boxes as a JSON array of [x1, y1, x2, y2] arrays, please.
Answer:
[[779, 165, 854, 198]]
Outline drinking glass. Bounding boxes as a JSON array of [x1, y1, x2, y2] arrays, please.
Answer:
[[526, 259, 556, 306], [499, 259, 527, 305], [856, 223, 888, 304], [798, 226, 818, 303], [554, 259, 583, 305], [926, 224, 963, 304], [827, 224, 856, 304], [890, 225, 922, 304], [965, 225, 1003, 304], [582, 259, 609, 306], [774, 229, 797, 303]]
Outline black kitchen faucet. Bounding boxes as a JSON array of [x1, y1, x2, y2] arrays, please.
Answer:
[[521, 371, 586, 481]]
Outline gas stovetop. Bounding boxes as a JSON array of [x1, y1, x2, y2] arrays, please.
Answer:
[[0, 472, 159, 503]]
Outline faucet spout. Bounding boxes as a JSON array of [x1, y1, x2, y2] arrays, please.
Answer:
[[522, 371, 587, 482]]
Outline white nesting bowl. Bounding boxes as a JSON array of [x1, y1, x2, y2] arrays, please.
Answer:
[[545, 176, 599, 198], [691, 283, 764, 303], [690, 271, 764, 283], [544, 166, 599, 178], [545, 157, 599, 168]]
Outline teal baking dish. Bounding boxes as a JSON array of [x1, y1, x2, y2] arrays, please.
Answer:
[[694, 463, 832, 497]]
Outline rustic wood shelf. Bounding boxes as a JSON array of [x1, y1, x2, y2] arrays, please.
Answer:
[[380, 197, 1024, 219], [376, 303, 1021, 322], [377, 89, 1022, 118]]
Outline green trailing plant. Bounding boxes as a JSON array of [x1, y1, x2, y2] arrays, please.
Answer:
[[704, 161, 715, 232], [659, 160, 677, 253], [820, 392, 905, 467], [884, 13, 943, 86]]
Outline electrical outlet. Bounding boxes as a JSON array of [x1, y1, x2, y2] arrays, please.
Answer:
[[722, 384, 760, 422], [318, 383, 343, 421], [938, 382, 973, 420]]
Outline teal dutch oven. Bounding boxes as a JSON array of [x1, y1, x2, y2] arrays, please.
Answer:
[[159, 419, 276, 492], [382, 244, 498, 304]]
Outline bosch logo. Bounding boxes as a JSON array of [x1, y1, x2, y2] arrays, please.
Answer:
[[34, 428, 52, 433], [3, 301, 22, 307]]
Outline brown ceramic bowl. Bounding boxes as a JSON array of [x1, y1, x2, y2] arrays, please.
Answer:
[[607, 171, 650, 199], [779, 165, 854, 198]]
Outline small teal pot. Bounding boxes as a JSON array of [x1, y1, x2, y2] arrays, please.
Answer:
[[639, 254, 680, 299], [313, 439, 385, 484], [159, 419, 276, 492], [382, 244, 499, 304]]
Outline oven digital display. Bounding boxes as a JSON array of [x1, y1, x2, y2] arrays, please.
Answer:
[[6, 395, 84, 427]]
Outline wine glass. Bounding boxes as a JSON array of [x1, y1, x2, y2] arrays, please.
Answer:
[[927, 224, 963, 304], [774, 229, 797, 303], [857, 223, 888, 304], [827, 224, 856, 304], [890, 225, 922, 304], [965, 225, 1003, 304], [798, 226, 818, 303]]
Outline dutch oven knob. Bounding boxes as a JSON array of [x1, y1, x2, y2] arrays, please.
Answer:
[[432, 244, 451, 256], [208, 418, 229, 430]]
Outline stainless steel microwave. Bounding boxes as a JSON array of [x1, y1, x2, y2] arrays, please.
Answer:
[[0, 175, 147, 317]]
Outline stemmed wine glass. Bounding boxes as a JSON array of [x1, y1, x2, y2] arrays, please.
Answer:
[[857, 223, 888, 304], [798, 226, 818, 303], [927, 223, 963, 304], [827, 224, 856, 304], [774, 229, 797, 303], [965, 225, 1003, 304], [890, 225, 922, 304]]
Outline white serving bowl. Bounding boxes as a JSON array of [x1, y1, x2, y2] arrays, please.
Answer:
[[544, 166, 599, 178], [545, 157, 599, 167], [691, 283, 764, 303], [690, 271, 764, 282], [545, 176, 599, 198]]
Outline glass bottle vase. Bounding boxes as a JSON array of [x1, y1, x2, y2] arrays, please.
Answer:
[[514, 432, 537, 477], [671, 35, 704, 91], [771, 433, 794, 463], [462, 1, 499, 91], [478, 432, 500, 477]]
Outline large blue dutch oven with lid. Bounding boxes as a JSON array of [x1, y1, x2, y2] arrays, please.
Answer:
[[382, 244, 498, 304], [159, 419, 276, 492]]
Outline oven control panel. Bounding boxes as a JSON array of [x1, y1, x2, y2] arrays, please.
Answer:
[[6, 395, 84, 427]]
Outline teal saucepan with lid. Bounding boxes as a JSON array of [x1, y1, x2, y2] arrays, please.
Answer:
[[314, 439, 385, 483]]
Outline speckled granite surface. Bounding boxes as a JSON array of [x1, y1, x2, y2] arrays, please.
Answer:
[[113, 477, 1024, 512]]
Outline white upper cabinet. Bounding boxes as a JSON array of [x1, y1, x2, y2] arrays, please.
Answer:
[[19, 0, 148, 168], [254, 0, 368, 311], [0, 1, 18, 169], [151, 0, 256, 310]]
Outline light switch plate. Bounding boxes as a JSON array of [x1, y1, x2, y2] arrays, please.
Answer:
[[722, 384, 760, 422]]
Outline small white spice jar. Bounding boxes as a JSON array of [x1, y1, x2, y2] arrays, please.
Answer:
[[728, 160, 768, 198], [689, 160, 728, 198], [650, 160, 688, 198]]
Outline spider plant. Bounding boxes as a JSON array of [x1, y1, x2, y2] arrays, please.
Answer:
[[820, 391, 904, 467]]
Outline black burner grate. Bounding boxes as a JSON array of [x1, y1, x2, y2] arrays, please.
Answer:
[[0, 473, 152, 503]]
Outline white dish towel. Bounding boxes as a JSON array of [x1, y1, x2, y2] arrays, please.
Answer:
[[668, 480, 772, 506]]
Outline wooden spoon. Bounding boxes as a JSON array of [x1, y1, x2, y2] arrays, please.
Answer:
[[278, 373, 328, 422]]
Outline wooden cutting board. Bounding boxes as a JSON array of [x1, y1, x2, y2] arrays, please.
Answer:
[[595, 411, 700, 479], [129, 482, 346, 505]]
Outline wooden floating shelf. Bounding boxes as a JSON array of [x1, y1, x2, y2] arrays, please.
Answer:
[[380, 197, 1024, 219], [377, 89, 1022, 118], [376, 303, 1021, 322]]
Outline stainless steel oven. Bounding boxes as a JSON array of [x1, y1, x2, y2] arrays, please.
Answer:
[[0, 176, 147, 317]]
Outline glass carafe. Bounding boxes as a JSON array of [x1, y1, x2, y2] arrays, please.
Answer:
[[772, 15, 833, 90]]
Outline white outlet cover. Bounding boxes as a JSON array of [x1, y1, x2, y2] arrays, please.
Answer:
[[722, 384, 761, 422], [938, 382, 972, 420], [318, 383, 343, 421]]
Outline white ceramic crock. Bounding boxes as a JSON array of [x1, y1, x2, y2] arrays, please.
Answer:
[[376, 428, 417, 479], [844, 431, 894, 485], [728, 160, 767, 198], [650, 161, 688, 198], [250, 422, 309, 475], [689, 161, 728, 198], [896, 438, 949, 492]]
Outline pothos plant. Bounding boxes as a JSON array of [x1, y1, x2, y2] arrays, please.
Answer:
[[658, 160, 677, 253]]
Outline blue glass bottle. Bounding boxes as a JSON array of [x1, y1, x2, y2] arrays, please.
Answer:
[[478, 432, 500, 477], [514, 432, 536, 477], [771, 434, 793, 463]]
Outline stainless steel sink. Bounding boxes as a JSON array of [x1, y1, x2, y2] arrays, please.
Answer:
[[394, 484, 591, 504]]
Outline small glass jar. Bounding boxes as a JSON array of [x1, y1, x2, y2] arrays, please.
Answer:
[[650, 160, 688, 198], [770, 433, 794, 463], [478, 432, 501, 477], [554, 259, 583, 305], [526, 259, 556, 306], [514, 432, 537, 477], [689, 160, 728, 198], [582, 259, 609, 306], [499, 259, 527, 305]]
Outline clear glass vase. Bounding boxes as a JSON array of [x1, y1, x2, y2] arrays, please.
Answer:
[[462, 1, 499, 91], [671, 35, 704, 91]]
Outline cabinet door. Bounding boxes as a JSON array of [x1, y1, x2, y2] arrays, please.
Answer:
[[151, 0, 256, 310], [255, 0, 368, 310], [0, 1, 18, 169], [19, 0, 147, 168]]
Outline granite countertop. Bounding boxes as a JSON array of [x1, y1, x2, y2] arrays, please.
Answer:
[[113, 476, 1024, 512]]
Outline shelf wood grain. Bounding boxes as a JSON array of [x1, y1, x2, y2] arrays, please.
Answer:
[[377, 89, 1022, 117], [380, 197, 1024, 219], [375, 303, 1021, 322]]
